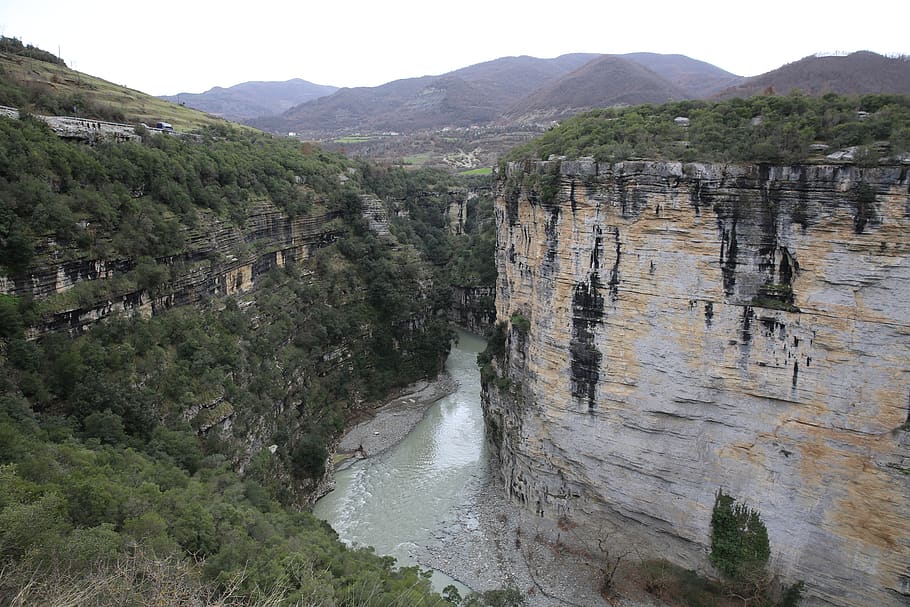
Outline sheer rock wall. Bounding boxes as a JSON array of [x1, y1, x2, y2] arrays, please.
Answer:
[[0, 201, 340, 337], [483, 159, 910, 606]]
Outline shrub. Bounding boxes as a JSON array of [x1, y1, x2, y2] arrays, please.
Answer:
[[290, 433, 328, 480], [82, 410, 126, 445], [710, 490, 770, 580], [510, 313, 531, 335], [148, 427, 202, 474]]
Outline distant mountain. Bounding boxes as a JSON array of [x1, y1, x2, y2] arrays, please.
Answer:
[[620, 52, 743, 98], [251, 54, 600, 136], [502, 55, 690, 125], [160, 79, 338, 122], [715, 51, 910, 98]]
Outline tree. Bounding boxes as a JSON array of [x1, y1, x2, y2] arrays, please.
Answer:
[[710, 490, 770, 580], [290, 433, 328, 480]]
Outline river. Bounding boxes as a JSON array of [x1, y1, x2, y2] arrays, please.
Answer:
[[313, 329, 489, 592]]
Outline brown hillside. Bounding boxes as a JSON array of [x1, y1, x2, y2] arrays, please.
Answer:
[[253, 54, 599, 137], [502, 55, 689, 125], [620, 52, 743, 98], [716, 51, 910, 98]]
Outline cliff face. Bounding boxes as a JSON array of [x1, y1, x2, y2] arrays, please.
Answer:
[[484, 159, 910, 606], [450, 285, 496, 333], [1, 200, 340, 337]]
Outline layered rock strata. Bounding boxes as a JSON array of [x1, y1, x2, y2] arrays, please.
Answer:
[[484, 159, 910, 607], [450, 285, 496, 333], [1, 200, 340, 337]]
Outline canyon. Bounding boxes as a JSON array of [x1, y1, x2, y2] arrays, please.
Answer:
[[483, 158, 910, 606]]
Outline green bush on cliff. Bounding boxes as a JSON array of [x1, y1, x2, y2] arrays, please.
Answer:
[[639, 493, 800, 606], [710, 490, 770, 580], [510, 313, 530, 334]]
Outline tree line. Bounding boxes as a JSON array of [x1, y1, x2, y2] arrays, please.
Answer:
[[506, 92, 910, 164]]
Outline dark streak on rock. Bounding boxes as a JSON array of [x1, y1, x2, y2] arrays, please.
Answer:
[[591, 226, 602, 270], [505, 186, 520, 226], [741, 306, 754, 344], [721, 219, 738, 296], [571, 274, 604, 412], [689, 180, 702, 216], [545, 205, 561, 263], [608, 227, 621, 300]]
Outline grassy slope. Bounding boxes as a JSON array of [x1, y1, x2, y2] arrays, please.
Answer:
[[0, 51, 230, 131]]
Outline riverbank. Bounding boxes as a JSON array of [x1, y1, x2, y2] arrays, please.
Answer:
[[416, 459, 664, 607], [334, 373, 457, 468], [319, 334, 661, 606]]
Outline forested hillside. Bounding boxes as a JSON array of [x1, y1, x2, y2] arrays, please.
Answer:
[[0, 111, 464, 604], [506, 92, 910, 164]]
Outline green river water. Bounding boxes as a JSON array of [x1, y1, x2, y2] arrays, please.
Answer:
[[313, 329, 489, 592]]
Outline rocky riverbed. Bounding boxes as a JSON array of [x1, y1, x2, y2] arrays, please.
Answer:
[[415, 460, 665, 607], [335, 374, 457, 463], [326, 361, 664, 607]]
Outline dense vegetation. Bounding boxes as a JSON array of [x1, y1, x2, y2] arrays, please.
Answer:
[[506, 92, 910, 164], [0, 400, 441, 605], [0, 115, 459, 604], [360, 165, 497, 289], [0, 117, 346, 273]]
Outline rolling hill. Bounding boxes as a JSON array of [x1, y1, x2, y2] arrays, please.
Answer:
[[0, 46, 228, 131], [620, 52, 743, 98], [159, 78, 337, 122], [716, 51, 910, 98], [251, 54, 600, 136], [501, 54, 691, 125]]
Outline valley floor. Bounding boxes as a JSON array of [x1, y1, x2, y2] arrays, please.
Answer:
[[334, 374, 457, 464], [325, 363, 667, 606], [416, 458, 667, 607]]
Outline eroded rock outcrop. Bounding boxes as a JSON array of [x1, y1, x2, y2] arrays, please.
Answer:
[[484, 159, 910, 606], [450, 285, 496, 333], [2, 200, 340, 337]]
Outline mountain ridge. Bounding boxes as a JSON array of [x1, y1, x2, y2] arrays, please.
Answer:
[[250, 53, 603, 136], [159, 78, 338, 122], [715, 51, 910, 98], [251, 52, 754, 137], [501, 54, 692, 125]]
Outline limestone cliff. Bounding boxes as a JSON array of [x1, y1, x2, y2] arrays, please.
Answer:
[[450, 285, 496, 333], [1, 200, 341, 337], [483, 159, 910, 606]]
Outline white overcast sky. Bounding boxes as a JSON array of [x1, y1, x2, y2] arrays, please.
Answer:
[[1, 0, 907, 96]]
